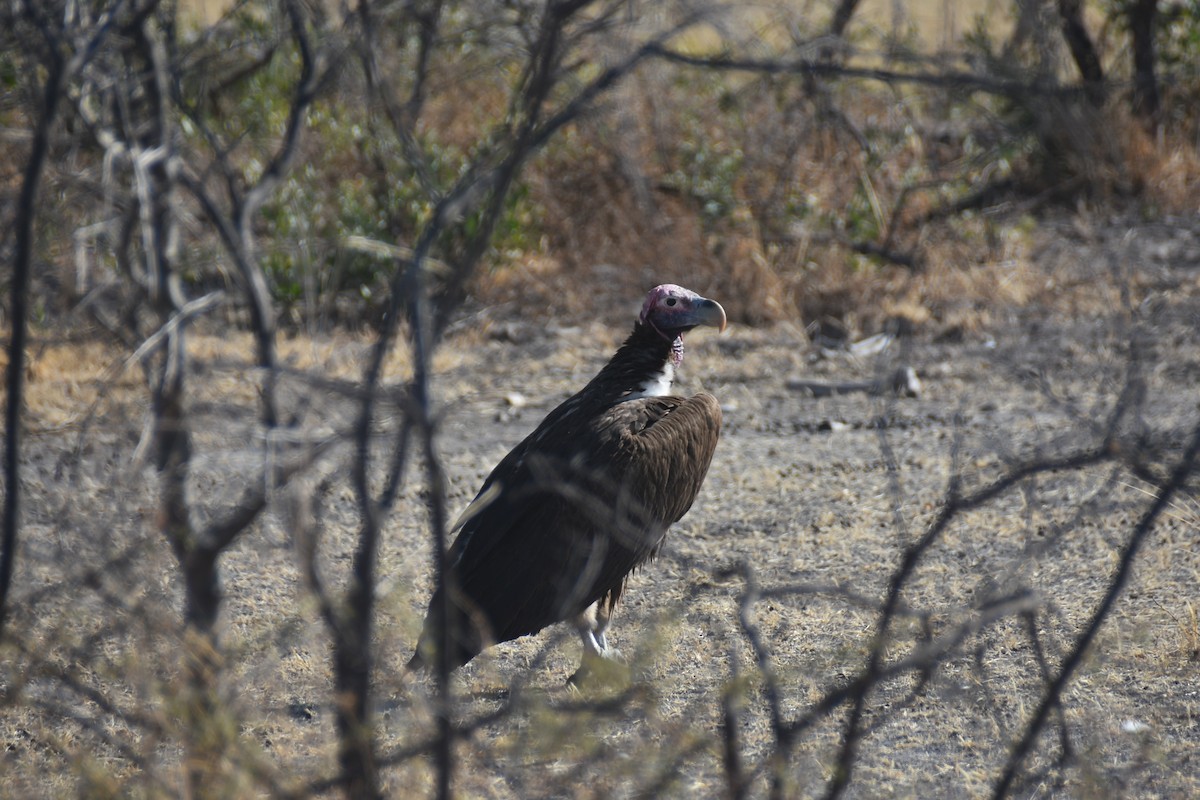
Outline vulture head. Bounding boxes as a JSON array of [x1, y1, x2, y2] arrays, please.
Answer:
[[639, 284, 728, 344]]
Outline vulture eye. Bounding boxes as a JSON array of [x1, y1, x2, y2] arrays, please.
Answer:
[[665, 297, 678, 307]]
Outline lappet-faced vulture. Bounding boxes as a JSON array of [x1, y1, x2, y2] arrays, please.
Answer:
[[409, 284, 725, 679]]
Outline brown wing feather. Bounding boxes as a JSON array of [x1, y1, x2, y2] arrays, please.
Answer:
[[580, 392, 722, 604]]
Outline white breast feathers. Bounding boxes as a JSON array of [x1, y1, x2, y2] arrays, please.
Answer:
[[627, 362, 676, 400]]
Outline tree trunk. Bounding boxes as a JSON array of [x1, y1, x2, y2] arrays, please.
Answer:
[[332, 578, 382, 800], [1056, 0, 1106, 105], [157, 357, 228, 800], [332, 444, 383, 800], [0, 33, 65, 640], [1128, 0, 1160, 123], [181, 551, 225, 800]]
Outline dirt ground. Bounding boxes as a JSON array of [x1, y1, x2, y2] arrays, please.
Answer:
[[3, 215, 1200, 798]]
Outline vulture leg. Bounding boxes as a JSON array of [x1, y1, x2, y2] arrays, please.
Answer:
[[572, 602, 611, 658], [594, 600, 613, 654], [568, 601, 623, 686]]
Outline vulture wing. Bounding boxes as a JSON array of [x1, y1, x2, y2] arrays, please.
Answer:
[[577, 392, 723, 600]]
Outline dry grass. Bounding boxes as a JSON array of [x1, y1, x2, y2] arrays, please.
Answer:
[[4, 220, 1200, 797]]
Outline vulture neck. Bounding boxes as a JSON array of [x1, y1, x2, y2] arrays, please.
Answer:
[[588, 322, 683, 403]]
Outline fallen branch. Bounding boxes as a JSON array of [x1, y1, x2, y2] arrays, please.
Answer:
[[786, 367, 922, 398]]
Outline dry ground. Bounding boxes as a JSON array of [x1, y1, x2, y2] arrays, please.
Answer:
[[3, 215, 1200, 798]]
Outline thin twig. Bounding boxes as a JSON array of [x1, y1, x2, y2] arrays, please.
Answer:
[[647, 45, 1104, 100], [992, 420, 1200, 798]]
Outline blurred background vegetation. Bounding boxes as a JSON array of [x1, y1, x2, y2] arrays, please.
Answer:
[[3, 0, 1197, 339]]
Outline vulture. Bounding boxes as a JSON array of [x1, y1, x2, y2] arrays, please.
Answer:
[[408, 284, 726, 679]]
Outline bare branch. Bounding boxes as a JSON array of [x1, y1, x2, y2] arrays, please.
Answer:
[[829, 0, 863, 39], [647, 45, 1099, 100], [993, 420, 1200, 798], [721, 643, 747, 800]]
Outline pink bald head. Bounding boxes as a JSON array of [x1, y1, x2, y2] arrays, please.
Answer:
[[638, 284, 727, 341]]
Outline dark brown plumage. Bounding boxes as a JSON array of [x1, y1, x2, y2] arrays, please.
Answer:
[[408, 284, 725, 676]]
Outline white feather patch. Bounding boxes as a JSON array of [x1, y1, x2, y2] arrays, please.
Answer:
[[451, 482, 502, 532], [627, 362, 675, 400]]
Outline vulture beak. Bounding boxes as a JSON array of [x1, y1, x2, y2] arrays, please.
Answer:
[[692, 297, 728, 333]]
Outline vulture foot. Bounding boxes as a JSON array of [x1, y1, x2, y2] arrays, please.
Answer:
[[566, 649, 629, 688], [568, 621, 627, 687]]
